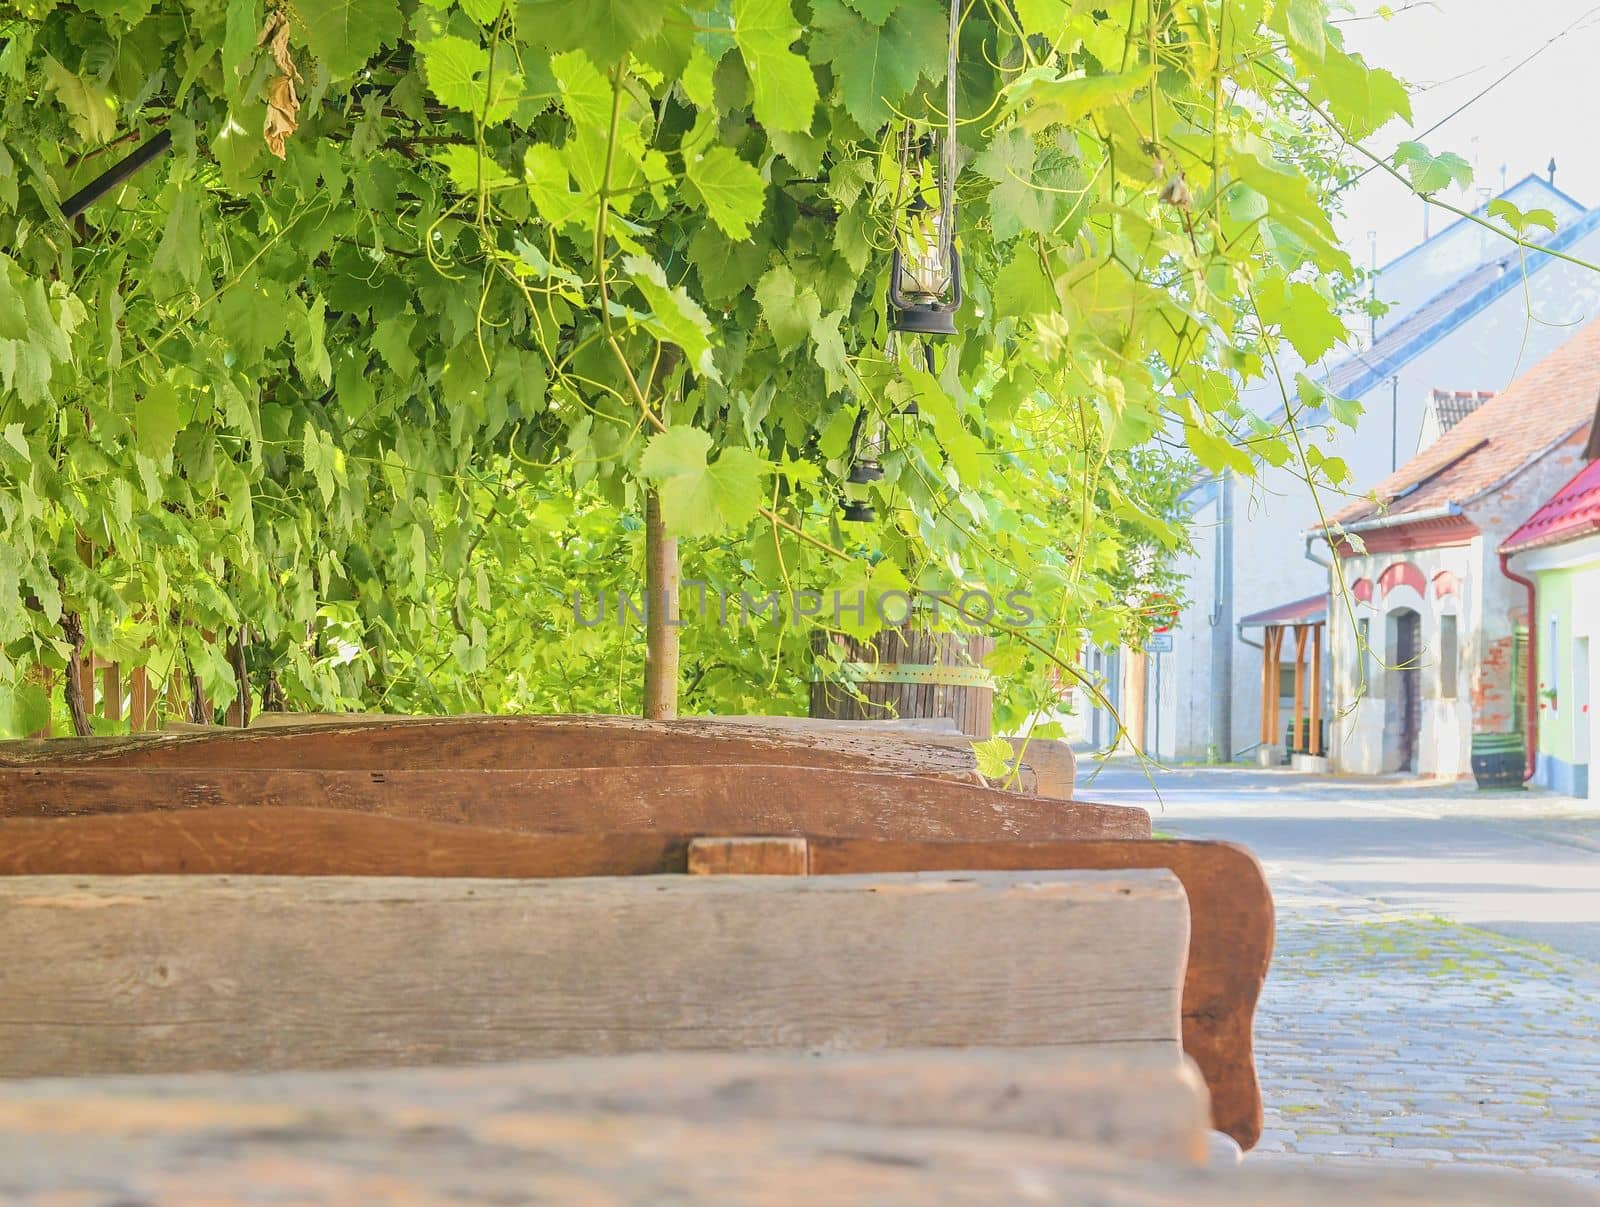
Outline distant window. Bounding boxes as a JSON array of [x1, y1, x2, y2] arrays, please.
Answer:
[[1549, 615, 1561, 716], [1439, 615, 1458, 699]]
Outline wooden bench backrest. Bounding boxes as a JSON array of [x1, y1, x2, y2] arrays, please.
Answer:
[[0, 869, 1188, 1080], [0, 812, 1261, 1149], [0, 715, 1036, 789], [0, 764, 1148, 841]]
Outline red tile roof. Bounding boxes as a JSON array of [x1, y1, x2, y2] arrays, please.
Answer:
[[1501, 457, 1600, 553], [1238, 594, 1327, 628], [1328, 318, 1600, 530]]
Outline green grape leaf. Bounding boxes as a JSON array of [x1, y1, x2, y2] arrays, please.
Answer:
[[42, 57, 118, 144], [808, 0, 943, 131], [733, 0, 818, 133], [1392, 142, 1472, 196], [0, 258, 29, 341], [298, 0, 404, 80], [1255, 276, 1346, 364], [972, 736, 1015, 780], [420, 35, 521, 124], [0, 681, 50, 739], [685, 145, 765, 239], [622, 254, 718, 379], [525, 144, 587, 227], [754, 263, 821, 353], [1284, 0, 1326, 60], [135, 381, 181, 460], [842, 0, 896, 22], [530, 0, 664, 64], [640, 425, 767, 537], [434, 145, 517, 193]]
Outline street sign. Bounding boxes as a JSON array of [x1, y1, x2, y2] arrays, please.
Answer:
[[1145, 633, 1173, 654]]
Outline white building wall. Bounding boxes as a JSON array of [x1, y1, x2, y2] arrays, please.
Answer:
[[1325, 438, 1591, 778], [1327, 544, 1475, 778], [1371, 178, 1584, 324], [1168, 216, 1600, 764]]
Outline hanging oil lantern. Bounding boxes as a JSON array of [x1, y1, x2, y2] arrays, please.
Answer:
[[887, 1, 962, 338], [845, 403, 884, 483]]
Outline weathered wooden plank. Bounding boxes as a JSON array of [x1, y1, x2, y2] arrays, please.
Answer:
[[705, 715, 1076, 799], [0, 714, 1001, 784], [0, 1048, 1213, 1166], [687, 835, 809, 875], [0, 870, 1187, 1078], [0, 1076, 1586, 1205], [0, 808, 689, 877], [807, 837, 1271, 1152], [0, 764, 1149, 841]]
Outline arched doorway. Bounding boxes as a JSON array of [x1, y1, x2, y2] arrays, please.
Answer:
[[1384, 608, 1422, 773]]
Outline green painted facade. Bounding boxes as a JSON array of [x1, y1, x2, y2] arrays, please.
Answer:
[[1527, 558, 1600, 796]]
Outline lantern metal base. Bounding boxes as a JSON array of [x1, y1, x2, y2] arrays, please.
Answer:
[[891, 303, 958, 337], [847, 460, 883, 484], [841, 499, 877, 523]]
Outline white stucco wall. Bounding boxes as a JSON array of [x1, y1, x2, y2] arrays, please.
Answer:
[[1167, 213, 1600, 765], [1371, 178, 1584, 325], [1325, 437, 1591, 778], [1327, 547, 1475, 778]]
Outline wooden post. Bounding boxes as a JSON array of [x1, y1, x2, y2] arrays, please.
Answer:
[[100, 662, 122, 724], [128, 667, 158, 733], [1291, 626, 1308, 755], [1265, 628, 1283, 747], [26, 667, 52, 738], [1259, 630, 1272, 748], [1310, 624, 1323, 756], [643, 489, 679, 720]]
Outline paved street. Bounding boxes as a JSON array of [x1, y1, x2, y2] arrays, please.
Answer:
[[1082, 763, 1600, 1185]]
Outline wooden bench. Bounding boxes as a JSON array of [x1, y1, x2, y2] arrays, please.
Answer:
[[0, 718, 1267, 1148], [0, 869, 1188, 1078], [0, 812, 1268, 1150], [0, 1056, 1585, 1204], [0, 1048, 1214, 1166]]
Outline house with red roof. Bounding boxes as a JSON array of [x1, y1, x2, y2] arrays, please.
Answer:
[[1499, 433, 1600, 800], [1315, 319, 1600, 779]]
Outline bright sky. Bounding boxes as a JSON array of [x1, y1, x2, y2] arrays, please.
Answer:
[[1334, 0, 1600, 265]]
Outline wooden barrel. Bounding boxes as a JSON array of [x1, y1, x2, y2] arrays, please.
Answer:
[[810, 627, 994, 738]]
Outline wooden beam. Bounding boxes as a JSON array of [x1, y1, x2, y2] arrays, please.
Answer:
[[0, 870, 1189, 1078], [0, 1048, 1214, 1172], [1260, 628, 1273, 746], [1266, 629, 1283, 746], [1310, 624, 1324, 757], [0, 765, 1151, 842], [128, 667, 158, 733], [688, 836, 809, 875], [0, 1092, 1572, 1203], [0, 715, 1018, 789], [1291, 626, 1308, 755], [100, 662, 121, 723]]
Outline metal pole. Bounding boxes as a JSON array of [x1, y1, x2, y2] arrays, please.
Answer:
[[1208, 473, 1234, 760], [60, 129, 173, 221], [1391, 375, 1400, 471], [1153, 652, 1162, 759]]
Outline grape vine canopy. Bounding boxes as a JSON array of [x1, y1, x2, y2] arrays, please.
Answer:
[[0, 0, 1444, 737]]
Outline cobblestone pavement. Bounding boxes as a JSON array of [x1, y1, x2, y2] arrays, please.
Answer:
[[1251, 868, 1600, 1186]]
